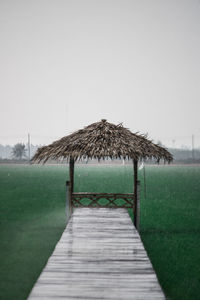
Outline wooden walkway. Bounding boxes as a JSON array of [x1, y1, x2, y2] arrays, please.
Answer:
[[28, 208, 165, 300]]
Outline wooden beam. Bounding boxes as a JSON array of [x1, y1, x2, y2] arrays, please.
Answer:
[[65, 181, 71, 220], [69, 157, 74, 213], [136, 181, 140, 231], [133, 159, 138, 229], [69, 157, 74, 193]]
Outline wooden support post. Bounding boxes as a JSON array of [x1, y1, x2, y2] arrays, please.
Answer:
[[133, 159, 138, 229], [69, 157, 74, 212], [136, 180, 140, 231], [69, 157, 74, 193], [66, 181, 71, 222]]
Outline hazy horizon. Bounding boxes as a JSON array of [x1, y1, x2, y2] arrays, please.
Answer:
[[0, 0, 200, 148]]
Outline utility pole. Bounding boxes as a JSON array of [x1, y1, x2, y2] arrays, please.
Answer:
[[192, 134, 195, 161], [28, 133, 31, 163], [172, 139, 175, 148]]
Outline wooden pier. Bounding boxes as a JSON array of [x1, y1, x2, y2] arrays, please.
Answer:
[[28, 208, 165, 300]]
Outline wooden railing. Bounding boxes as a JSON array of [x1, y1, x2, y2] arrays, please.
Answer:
[[66, 181, 140, 231], [72, 192, 134, 208]]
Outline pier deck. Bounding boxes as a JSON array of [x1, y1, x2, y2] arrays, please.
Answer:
[[28, 208, 165, 300]]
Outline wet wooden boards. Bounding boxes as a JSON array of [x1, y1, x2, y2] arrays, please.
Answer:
[[28, 208, 165, 299]]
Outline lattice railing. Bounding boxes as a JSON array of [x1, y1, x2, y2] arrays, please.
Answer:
[[71, 192, 134, 208]]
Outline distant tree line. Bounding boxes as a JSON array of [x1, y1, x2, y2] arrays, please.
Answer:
[[167, 148, 200, 163], [0, 143, 200, 163]]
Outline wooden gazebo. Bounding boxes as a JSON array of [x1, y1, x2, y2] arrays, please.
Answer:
[[32, 119, 172, 230]]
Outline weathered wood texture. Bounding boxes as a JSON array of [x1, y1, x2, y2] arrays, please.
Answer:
[[28, 208, 165, 300]]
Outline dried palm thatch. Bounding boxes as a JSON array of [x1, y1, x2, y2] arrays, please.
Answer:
[[32, 119, 173, 163]]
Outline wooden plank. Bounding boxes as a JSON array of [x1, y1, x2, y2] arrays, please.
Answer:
[[28, 208, 165, 300]]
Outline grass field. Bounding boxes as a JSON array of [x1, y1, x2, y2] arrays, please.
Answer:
[[0, 164, 200, 300]]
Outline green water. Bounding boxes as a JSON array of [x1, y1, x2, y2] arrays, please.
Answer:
[[0, 164, 200, 300]]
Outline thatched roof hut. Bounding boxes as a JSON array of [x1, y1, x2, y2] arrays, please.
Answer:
[[32, 119, 172, 230], [32, 119, 172, 163]]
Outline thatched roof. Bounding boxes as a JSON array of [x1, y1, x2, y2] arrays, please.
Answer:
[[32, 119, 173, 163]]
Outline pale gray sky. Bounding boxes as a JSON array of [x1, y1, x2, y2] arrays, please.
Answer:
[[0, 0, 200, 147]]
